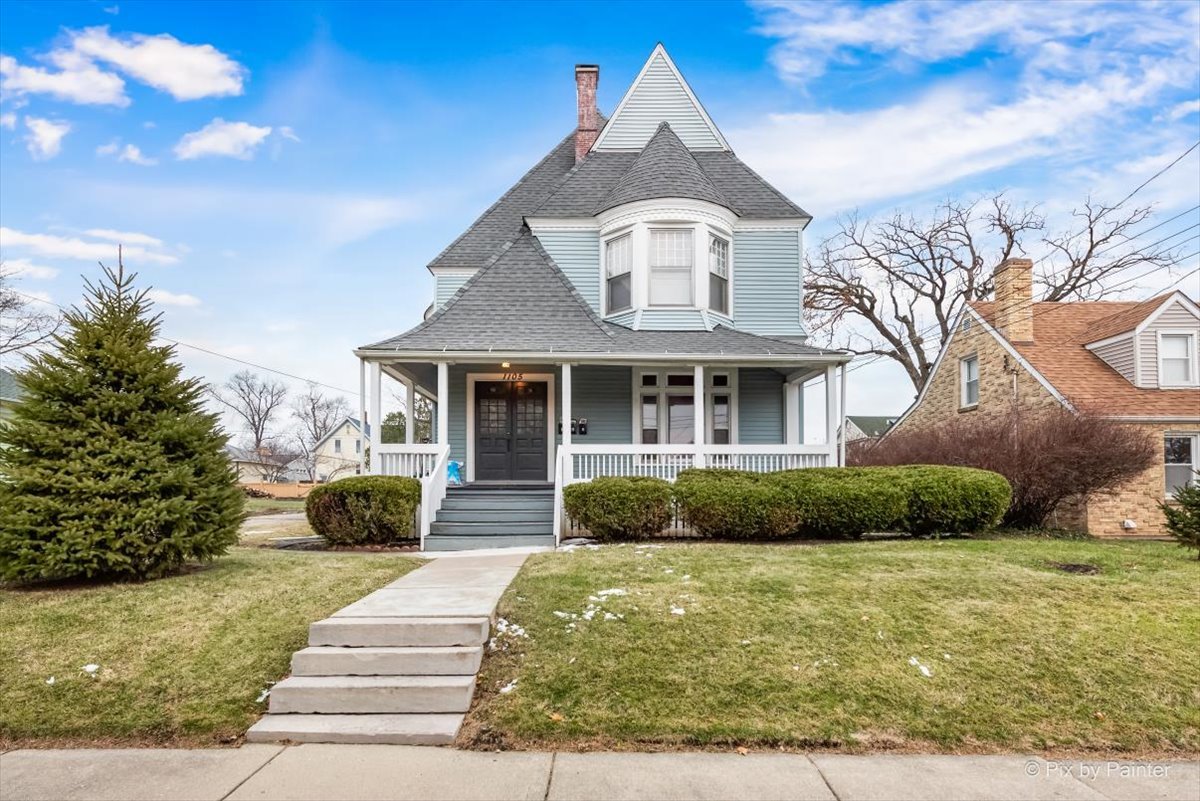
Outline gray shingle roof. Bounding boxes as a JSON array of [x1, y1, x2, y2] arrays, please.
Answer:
[[365, 230, 842, 359], [597, 123, 729, 212]]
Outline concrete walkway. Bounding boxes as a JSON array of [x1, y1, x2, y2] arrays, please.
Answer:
[[1, 745, 1196, 801]]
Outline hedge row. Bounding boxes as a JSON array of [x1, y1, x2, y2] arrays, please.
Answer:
[[306, 476, 421, 545], [566, 466, 1011, 541]]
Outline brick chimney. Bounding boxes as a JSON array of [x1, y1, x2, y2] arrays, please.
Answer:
[[574, 64, 599, 162], [993, 257, 1034, 343]]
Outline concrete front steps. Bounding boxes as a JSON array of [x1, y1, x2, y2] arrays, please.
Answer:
[[247, 553, 527, 746], [425, 485, 556, 551]]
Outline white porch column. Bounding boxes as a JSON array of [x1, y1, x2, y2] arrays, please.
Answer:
[[561, 363, 573, 446], [436, 362, 449, 447], [694, 364, 705, 468], [369, 361, 382, 474], [785, 379, 801, 445], [839, 364, 848, 467], [402, 377, 415, 445], [824, 364, 837, 463], [358, 358, 367, 476]]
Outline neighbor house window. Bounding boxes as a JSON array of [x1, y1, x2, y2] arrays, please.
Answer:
[[960, 355, 979, 408], [334, 438, 342, 454], [355, 439, 361, 454], [708, 234, 729, 315], [1159, 333, 1196, 386], [605, 233, 632, 313], [1165, 434, 1198, 496], [648, 229, 693, 306]]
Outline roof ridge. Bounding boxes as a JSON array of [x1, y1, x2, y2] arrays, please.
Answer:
[[526, 114, 611, 218], [695, 151, 809, 220]]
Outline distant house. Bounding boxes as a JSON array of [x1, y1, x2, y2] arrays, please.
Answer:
[[843, 415, 896, 442], [889, 257, 1200, 538], [0, 367, 23, 424], [312, 417, 369, 481], [226, 445, 303, 484]]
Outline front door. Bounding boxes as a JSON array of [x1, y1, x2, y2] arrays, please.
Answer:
[[474, 381, 548, 482]]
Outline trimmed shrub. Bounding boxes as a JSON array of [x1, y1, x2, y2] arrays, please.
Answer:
[[674, 469, 799, 539], [773, 468, 908, 539], [563, 476, 672, 541], [306, 476, 420, 545], [894, 465, 1011, 537]]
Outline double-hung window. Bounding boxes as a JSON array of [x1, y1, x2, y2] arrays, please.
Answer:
[[605, 233, 632, 313], [1165, 434, 1198, 496], [649, 229, 693, 306], [334, 438, 342, 454], [960, 355, 979, 408], [708, 235, 729, 315], [1159, 333, 1197, 386]]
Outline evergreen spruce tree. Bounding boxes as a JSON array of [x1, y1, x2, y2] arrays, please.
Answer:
[[0, 259, 244, 581]]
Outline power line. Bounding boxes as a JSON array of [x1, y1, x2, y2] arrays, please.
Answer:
[[7, 288, 359, 396]]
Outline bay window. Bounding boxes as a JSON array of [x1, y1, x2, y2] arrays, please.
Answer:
[[709, 234, 729, 315], [648, 228, 693, 306], [605, 233, 632, 313]]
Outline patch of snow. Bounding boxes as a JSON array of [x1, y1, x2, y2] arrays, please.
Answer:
[[663, 568, 674, 574], [256, 687, 271, 703], [740, 640, 751, 646], [908, 656, 933, 677], [595, 588, 627, 597], [82, 664, 99, 676], [670, 606, 686, 616], [45, 676, 55, 685], [499, 679, 518, 695]]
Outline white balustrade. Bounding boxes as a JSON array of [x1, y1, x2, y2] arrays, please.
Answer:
[[418, 445, 452, 550], [563, 444, 831, 484], [375, 444, 444, 478]]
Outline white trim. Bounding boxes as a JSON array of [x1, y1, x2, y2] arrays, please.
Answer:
[[428, 266, 478, 277], [1135, 292, 1200, 335], [369, 362, 383, 472], [591, 44, 730, 153], [631, 367, 736, 445], [1083, 331, 1135, 352], [959, 352, 979, 409], [465, 371, 556, 483], [358, 349, 852, 365], [1164, 431, 1200, 497], [1156, 329, 1199, 387]]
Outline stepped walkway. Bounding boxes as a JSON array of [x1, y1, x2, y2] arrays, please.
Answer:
[[246, 551, 528, 745]]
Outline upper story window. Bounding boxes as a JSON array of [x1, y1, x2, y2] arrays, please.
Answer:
[[606, 233, 633, 313], [649, 229, 693, 306], [1159, 332, 1197, 386], [334, 438, 342, 454], [709, 235, 729, 315], [960, 354, 979, 408]]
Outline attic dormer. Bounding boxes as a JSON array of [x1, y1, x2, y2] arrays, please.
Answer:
[[1084, 292, 1200, 389]]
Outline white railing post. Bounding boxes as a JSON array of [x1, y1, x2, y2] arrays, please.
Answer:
[[358, 358, 367, 476], [436, 362, 449, 448], [839, 364, 848, 467], [785, 379, 801, 445], [553, 447, 566, 546], [419, 444, 451, 550], [402, 378, 415, 445], [693, 364, 705, 469], [561, 363, 572, 447], [824, 364, 837, 466], [369, 361, 382, 475]]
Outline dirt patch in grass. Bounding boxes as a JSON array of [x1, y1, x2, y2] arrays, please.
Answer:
[[1048, 561, 1102, 575], [462, 538, 1200, 757]]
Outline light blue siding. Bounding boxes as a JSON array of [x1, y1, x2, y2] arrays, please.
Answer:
[[738, 368, 786, 444], [733, 231, 804, 337], [536, 231, 601, 312], [606, 309, 638, 328], [571, 366, 632, 444], [638, 309, 708, 330], [594, 51, 724, 152], [447, 364, 562, 478], [435, 273, 472, 310]]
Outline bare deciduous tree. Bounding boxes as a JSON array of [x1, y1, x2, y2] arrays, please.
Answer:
[[292, 384, 351, 482], [0, 264, 60, 356], [208, 370, 289, 452], [806, 195, 1183, 391]]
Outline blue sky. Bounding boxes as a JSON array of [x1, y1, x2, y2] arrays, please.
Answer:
[[2, 0, 1198, 435]]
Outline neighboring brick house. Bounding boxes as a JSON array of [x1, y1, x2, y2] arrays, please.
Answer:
[[888, 257, 1200, 538]]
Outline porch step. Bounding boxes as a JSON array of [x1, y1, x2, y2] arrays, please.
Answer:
[[429, 520, 553, 537], [268, 674, 476, 714], [424, 534, 556, 552], [246, 713, 462, 746], [436, 507, 553, 523], [309, 616, 489, 648], [291, 645, 483, 676]]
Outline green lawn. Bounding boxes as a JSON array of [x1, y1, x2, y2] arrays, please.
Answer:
[[0, 548, 419, 747], [243, 497, 307, 516], [465, 539, 1200, 755]]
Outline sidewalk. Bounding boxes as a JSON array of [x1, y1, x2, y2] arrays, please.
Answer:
[[1, 745, 1196, 801]]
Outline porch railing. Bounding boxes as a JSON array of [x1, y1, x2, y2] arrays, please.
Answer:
[[417, 445, 452, 549], [375, 443, 444, 478]]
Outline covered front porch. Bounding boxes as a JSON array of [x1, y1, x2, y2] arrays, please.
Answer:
[[353, 354, 850, 548]]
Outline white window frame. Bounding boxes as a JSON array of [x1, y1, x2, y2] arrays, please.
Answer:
[[1164, 432, 1199, 497], [1157, 330, 1198, 387], [603, 230, 634, 315], [334, 438, 342, 454], [647, 227, 695, 307], [708, 233, 730, 316], [705, 370, 738, 444], [631, 368, 738, 445], [960, 354, 979, 409]]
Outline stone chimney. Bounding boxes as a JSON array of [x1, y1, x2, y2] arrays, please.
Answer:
[[574, 64, 599, 162], [993, 257, 1034, 343]]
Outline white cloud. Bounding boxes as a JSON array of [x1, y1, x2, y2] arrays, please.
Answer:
[[1167, 99, 1200, 121], [69, 26, 245, 101], [0, 111, 15, 129], [104, 5, 119, 14], [118, 143, 156, 165], [84, 228, 164, 247], [2, 257, 59, 279], [146, 288, 200, 307], [23, 117, 70, 160], [0, 227, 177, 265], [278, 126, 301, 142], [0, 52, 128, 106], [174, 118, 272, 160], [322, 197, 422, 247]]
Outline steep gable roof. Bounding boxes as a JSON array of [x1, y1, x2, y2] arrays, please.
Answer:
[[592, 44, 728, 152], [1081, 292, 1183, 343], [597, 123, 729, 212], [970, 298, 1199, 417]]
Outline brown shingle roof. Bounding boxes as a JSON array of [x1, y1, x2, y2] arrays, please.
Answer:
[[970, 295, 1200, 418]]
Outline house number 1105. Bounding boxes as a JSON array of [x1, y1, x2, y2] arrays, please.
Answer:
[[502, 372, 524, 381]]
